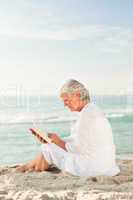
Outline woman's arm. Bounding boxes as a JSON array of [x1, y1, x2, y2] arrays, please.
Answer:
[[48, 133, 67, 151]]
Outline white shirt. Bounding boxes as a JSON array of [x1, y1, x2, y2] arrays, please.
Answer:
[[64, 102, 120, 176]]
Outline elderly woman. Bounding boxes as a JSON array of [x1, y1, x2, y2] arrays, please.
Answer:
[[16, 79, 120, 176]]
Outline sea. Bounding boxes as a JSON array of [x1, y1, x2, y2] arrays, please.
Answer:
[[0, 95, 133, 165]]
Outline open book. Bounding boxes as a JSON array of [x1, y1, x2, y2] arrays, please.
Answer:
[[29, 128, 52, 144]]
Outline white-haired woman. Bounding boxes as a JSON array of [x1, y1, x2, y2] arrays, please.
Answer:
[[16, 79, 120, 176]]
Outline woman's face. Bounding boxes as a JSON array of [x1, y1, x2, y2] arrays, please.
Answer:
[[61, 92, 83, 112]]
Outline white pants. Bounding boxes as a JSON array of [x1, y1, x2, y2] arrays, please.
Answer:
[[41, 143, 67, 170], [41, 143, 120, 177]]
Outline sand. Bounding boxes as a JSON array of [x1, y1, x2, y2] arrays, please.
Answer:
[[0, 159, 133, 200]]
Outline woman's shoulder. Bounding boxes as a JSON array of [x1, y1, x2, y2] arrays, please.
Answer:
[[81, 102, 105, 119]]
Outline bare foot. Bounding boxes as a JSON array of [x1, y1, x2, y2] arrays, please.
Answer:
[[15, 165, 28, 173]]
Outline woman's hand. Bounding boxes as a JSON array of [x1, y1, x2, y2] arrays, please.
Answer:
[[48, 133, 67, 151], [48, 133, 61, 144]]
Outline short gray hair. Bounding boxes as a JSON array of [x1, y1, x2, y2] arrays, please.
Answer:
[[60, 79, 90, 101]]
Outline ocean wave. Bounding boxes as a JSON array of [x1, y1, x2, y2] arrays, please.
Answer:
[[0, 107, 132, 124], [104, 108, 133, 114], [0, 112, 77, 125], [106, 113, 126, 118], [104, 107, 133, 118], [44, 116, 77, 123]]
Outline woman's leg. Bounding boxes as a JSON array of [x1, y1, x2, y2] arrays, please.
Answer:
[[34, 153, 49, 171], [16, 153, 49, 172]]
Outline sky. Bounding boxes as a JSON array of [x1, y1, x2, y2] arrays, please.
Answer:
[[0, 0, 133, 96]]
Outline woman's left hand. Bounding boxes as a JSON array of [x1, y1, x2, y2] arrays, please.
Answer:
[[48, 133, 61, 144]]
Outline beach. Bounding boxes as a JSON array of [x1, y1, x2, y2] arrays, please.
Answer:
[[1, 95, 133, 166], [0, 96, 133, 199], [0, 159, 133, 200]]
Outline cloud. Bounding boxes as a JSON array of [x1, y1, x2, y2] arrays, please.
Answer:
[[2, 24, 133, 54], [0, 1, 133, 54]]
